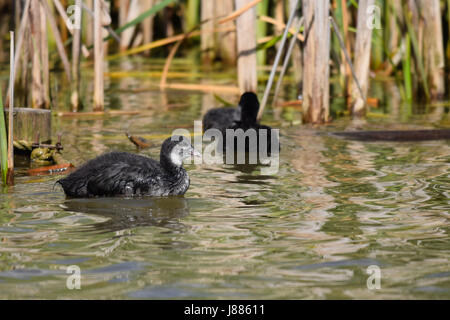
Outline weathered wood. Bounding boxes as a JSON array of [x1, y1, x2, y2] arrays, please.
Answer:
[[201, 0, 215, 63], [235, 0, 257, 93], [351, 0, 374, 118], [93, 0, 104, 111], [302, 0, 330, 124], [4, 108, 52, 143], [418, 0, 445, 99], [332, 130, 450, 141], [215, 0, 236, 65]]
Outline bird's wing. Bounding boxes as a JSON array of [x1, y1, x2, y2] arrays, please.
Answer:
[[86, 161, 161, 196]]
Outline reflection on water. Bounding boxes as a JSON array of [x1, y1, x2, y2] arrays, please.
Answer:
[[63, 197, 190, 232], [0, 59, 449, 299]]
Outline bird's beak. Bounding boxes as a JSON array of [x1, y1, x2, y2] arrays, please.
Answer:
[[191, 148, 201, 158]]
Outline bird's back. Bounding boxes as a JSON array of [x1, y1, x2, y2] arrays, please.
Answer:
[[202, 107, 240, 133], [57, 152, 162, 197]]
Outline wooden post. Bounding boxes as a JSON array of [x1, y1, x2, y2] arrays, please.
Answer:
[[235, 0, 257, 93], [93, 0, 104, 111], [418, 0, 445, 99], [302, 0, 330, 124], [71, 0, 82, 112], [4, 108, 52, 143], [201, 0, 215, 64], [215, 0, 236, 65], [351, 0, 374, 117]]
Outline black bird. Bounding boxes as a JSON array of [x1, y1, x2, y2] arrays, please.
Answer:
[[202, 92, 279, 153], [57, 136, 200, 198]]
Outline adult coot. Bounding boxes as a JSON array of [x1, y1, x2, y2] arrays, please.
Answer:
[[202, 92, 278, 153], [57, 136, 200, 198]]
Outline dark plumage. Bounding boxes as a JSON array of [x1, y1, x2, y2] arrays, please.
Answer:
[[57, 136, 199, 198], [202, 92, 279, 153]]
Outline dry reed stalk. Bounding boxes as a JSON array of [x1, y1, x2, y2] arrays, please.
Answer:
[[41, 0, 72, 81], [258, 16, 304, 41], [120, 0, 140, 51], [218, 0, 261, 24], [160, 28, 197, 88], [236, 0, 258, 93], [93, 0, 104, 111], [201, 0, 215, 63], [258, 0, 299, 120], [52, 0, 90, 57], [7, 31, 15, 186], [272, 16, 304, 103], [85, 0, 94, 46], [71, 0, 82, 111], [40, 1, 50, 108], [351, 0, 374, 117], [142, 0, 155, 56], [289, 0, 302, 89], [215, 0, 237, 65], [340, 0, 351, 98], [419, 0, 445, 98], [302, 0, 330, 124], [5, 0, 31, 109], [101, 0, 111, 55], [109, 27, 235, 60], [274, 0, 284, 49], [30, 0, 45, 109], [160, 83, 240, 94]]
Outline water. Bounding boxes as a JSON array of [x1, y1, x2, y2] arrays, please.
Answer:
[[0, 59, 449, 299]]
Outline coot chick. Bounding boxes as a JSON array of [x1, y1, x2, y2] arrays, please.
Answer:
[[57, 136, 200, 198], [202, 92, 279, 153]]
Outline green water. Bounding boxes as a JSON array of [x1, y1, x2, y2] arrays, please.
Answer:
[[0, 59, 449, 299]]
